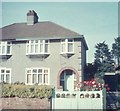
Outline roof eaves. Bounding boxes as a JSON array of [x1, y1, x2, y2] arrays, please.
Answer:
[[81, 36, 89, 50], [15, 35, 83, 41]]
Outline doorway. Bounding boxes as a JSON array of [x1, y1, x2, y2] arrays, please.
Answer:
[[60, 69, 76, 91]]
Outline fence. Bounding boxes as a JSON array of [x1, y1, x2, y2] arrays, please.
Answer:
[[52, 88, 106, 110]]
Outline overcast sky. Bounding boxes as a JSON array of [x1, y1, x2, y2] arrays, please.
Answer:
[[0, 2, 118, 63]]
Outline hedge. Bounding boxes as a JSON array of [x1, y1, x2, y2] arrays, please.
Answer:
[[1, 83, 52, 99]]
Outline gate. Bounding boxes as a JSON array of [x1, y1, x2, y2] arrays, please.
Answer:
[[52, 88, 106, 110]]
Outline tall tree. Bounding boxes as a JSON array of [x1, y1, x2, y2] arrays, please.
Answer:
[[95, 41, 111, 63], [94, 41, 114, 77], [111, 37, 120, 66], [84, 63, 96, 80]]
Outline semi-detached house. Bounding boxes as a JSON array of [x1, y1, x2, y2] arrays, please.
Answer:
[[0, 10, 88, 91]]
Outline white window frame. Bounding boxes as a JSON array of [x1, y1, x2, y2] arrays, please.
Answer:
[[25, 67, 50, 85], [0, 41, 12, 55], [60, 39, 74, 54], [0, 68, 11, 83], [26, 40, 49, 55]]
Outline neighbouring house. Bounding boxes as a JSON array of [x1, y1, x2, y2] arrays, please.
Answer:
[[104, 66, 120, 91], [0, 10, 88, 91], [104, 73, 117, 91]]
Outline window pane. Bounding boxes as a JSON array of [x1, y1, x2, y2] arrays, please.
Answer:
[[7, 42, 11, 44], [38, 69, 42, 73], [61, 39, 65, 42], [44, 69, 48, 73], [35, 45, 38, 53], [33, 74, 37, 84], [27, 74, 31, 84], [30, 45, 34, 53], [45, 40, 48, 43], [1, 70, 5, 73], [40, 44, 43, 52], [6, 70, 10, 74], [7, 46, 11, 54], [68, 39, 73, 42], [1, 74, 4, 82], [68, 43, 73, 52], [31, 40, 34, 43], [35, 40, 38, 43], [60, 81, 64, 90], [2, 46, 5, 54], [38, 74, 42, 83], [40, 40, 43, 43], [44, 74, 48, 84], [27, 70, 31, 73], [45, 44, 48, 53], [33, 69, 37, 73], [6, 74, 10, 83], [60, 73, 64, 80]]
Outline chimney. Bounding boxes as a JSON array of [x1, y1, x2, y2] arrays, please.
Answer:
[[27, 10, 39, 25]]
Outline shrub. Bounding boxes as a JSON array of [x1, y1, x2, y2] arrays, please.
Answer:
[[1, 83, 52, 99]]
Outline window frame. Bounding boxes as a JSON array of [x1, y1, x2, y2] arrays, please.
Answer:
[[60, 39, 74, 54], [25, 67, 50, 85], [0, 68, 11, 83], [26, 40, 49, 55], [0, 41, 12, 55]]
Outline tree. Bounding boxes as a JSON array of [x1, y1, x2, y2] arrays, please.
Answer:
[[84, 63, 96, 81], [111, 36, 120, 66], [94, 41, 114, 77], [95, 41, 111, 63]]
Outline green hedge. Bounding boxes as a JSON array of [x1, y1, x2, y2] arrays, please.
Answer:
[[1, 83, 52, 99]]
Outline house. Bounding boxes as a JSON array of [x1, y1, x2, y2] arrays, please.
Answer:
[[104, 67, 120, 91], [0, 10, 88, 91]]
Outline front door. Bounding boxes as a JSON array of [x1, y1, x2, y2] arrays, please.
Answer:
[[64, 70, 74, 91], [65, 74, 74, 91]]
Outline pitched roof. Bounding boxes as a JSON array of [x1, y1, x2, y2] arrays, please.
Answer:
[[0, 21, 81, 40], [0, 21, 88, 50]]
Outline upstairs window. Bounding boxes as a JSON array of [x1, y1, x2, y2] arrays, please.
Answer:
[[26, 40, 49, 55], [26, 68, 50, 85], [61, 39, 74, 54], [0, 68, 11, 83], [0, 41, 12, 55]]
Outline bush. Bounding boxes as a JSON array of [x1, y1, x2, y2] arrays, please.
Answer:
[[1, 83, 52, 99]]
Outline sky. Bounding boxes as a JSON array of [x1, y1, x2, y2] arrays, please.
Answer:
[[0, 1, 118, 63]]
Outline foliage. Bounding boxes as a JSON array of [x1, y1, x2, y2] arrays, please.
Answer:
[[95, 41, 110, 63], [111, 36, 120, 65], [1, 83, 52, 99], [94, 41, 115, 78], [84, 63, 97, 81]]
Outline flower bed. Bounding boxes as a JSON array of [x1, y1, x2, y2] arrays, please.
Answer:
[[76, 79, 110, 91]]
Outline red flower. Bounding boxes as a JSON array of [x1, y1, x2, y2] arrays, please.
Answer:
[[107, 87, 110, 91], [105, 84, 109, 87]]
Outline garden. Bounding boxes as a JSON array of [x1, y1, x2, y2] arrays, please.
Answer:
[[0, 82, 52, 109]]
